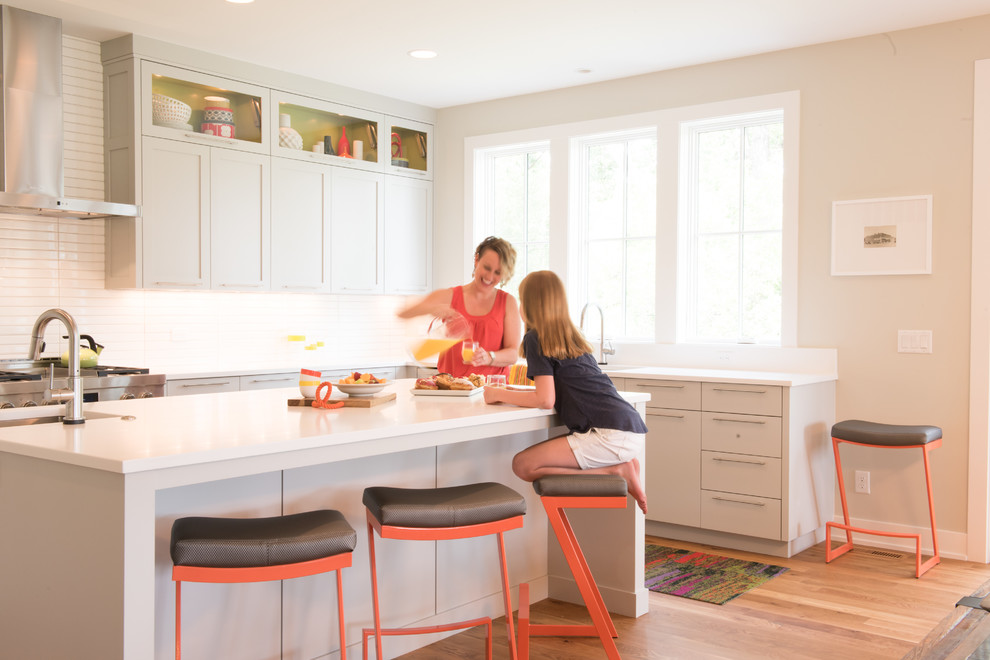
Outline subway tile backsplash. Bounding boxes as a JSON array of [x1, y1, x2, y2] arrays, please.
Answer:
[[0, 36, 413, 377]]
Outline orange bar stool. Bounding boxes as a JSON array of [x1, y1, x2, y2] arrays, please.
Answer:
[[825, 419, 942, 577], [362, 481, 527, 660], [170, 509, 357, 660], [517, 474, 628, 660]]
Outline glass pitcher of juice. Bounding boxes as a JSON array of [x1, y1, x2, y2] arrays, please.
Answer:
[[409, 312, 471, 362]]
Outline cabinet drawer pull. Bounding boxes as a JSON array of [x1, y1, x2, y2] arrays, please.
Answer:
[[220, 283, 263, 288], [179, 381, 232, 388], [184, 132, 238, 146], [712, 417, 766, 425], [249, 377, 293, 384], [638, 383, 685, 390], [282, 285, 320, 289], [155, 281, 203, 287], [712, 457, 767, 466], [711, 387, 768, 394], [711, 496, 766, 507], [652, 412, 686, 419]]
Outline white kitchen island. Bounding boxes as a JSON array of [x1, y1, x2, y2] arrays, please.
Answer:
[[0, 380, 648, 660]]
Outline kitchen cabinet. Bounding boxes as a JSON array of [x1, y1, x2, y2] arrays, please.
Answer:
[[385, 116, 432, 179], [624, 376, 834, 557], [270, 158, 331, 292], [210, 148, 270, 290], [330, 168, 384, 294], [384, 176, 433, 294], [271, 90, 384, 173]]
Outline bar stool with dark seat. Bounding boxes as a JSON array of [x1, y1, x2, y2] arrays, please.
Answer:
[[825, 419, 942, 577], [362, 481, 527, 660], [516, 474, 628, 660], [170, 509, 357, 660]]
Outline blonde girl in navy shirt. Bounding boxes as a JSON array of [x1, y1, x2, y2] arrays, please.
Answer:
[[483, 270, 648, 514]]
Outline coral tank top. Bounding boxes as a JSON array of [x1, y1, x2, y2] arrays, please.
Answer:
[[437, 286, 511, 378]]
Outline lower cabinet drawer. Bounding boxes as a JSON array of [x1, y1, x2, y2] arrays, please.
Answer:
[[701, 490, 782, 540], [701, 450, 781, 499], [166, 377, 238, 396], [701, 413, 782, 458], [239, 373, 296, 390], [627, 379, 701, 411]]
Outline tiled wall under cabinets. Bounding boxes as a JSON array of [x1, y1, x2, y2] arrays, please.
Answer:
[[0, 36, 411, 376]]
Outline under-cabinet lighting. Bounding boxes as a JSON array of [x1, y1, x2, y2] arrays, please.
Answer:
[[408, 49, 437, 59], [226, 0, 254, 4]]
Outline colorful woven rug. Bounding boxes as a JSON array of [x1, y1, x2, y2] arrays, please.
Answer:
[[645, 544, 789, 605]]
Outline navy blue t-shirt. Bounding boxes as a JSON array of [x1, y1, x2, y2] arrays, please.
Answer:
[[523, 330, 647, 435]]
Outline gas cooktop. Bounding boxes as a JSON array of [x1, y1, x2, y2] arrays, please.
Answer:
[[0, 371, 43, 383]]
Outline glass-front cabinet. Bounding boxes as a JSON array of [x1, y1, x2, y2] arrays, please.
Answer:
[[385, 116, 432, 179], [271, 91, 384, 173], [141, 62, 270, 155]]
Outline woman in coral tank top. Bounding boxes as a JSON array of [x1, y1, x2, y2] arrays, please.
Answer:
[[398, 236, 521, 378]]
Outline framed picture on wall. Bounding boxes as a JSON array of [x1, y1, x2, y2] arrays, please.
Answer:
[[831, 194, 933, 276]]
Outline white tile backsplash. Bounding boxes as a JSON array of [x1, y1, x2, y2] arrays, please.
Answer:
[[0, 36, 414, 377]]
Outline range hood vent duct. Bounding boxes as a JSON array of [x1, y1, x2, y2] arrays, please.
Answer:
[[0, 6, 138, 219]]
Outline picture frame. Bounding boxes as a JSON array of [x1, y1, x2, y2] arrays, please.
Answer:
[[831, 194, 932, 276]]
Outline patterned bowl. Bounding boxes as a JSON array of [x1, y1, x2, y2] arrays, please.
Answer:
[[151, 93, 191, 124], [203, 106, 234, 123]]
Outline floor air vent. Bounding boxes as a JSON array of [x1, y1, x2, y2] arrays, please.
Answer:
[[868, 550, 904, 559]]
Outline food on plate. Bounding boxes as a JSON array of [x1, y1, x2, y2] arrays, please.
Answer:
[[434, 373, 454, 389], [414, 372, 485, 391], [450, 377, 474, 391], [414, 377, 438, 390], [339, 371, 388, 385], [467, 373, 485, 389]]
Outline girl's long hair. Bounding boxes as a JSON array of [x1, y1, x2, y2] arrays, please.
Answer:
[[518, 271, 593, 360]]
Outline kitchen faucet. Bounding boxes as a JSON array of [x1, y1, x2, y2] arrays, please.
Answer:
[[579, 302, 615, 365], [29, 308, 85, 424]]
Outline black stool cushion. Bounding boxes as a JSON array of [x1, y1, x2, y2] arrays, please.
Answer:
[[533, 474, 628, 498], [363, 482, 526, 528], [832, 419, 942, 446], [171, 509, 356, 568]]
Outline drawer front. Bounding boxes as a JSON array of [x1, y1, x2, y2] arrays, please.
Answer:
[[239, 373, 296, 390], [702, 382, 782, 416], [645, 410, 702, 527], [701, 450, 781, 499], [701, 490, 782, 540], [166, 377, 238, 396], [701, 413, 782, 458], [627, 379, 701, 411]]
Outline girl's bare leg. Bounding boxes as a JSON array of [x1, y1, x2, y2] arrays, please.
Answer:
[[512, 439, 648, 514]]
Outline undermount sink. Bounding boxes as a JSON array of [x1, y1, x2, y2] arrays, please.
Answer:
[[0, 409, 123, 428]]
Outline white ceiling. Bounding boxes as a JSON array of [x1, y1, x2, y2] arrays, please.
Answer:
[[16, 0, 990, 108]]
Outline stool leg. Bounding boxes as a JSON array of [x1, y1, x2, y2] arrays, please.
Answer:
[[918, 443, 941, 577], [496, 531, 518, 660], [545, 503, 620, 659], [336, 569, 348, 660], [826, 437, 855, 563], [175, 581, 182, 660], [365, 523, 384, 660], [517, 583, 530, 660]]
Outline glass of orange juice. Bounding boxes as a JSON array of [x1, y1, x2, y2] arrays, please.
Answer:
[[461, 340, 479, 364], [486, 374, 507, 388]]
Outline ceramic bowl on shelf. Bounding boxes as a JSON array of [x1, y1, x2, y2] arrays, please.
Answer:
[[201, 121, 235, 138], [152, 93, 191, 124], [203, 106, 234, 123]]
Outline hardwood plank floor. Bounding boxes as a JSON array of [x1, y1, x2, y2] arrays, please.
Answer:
[[395, 535, 990, 660]]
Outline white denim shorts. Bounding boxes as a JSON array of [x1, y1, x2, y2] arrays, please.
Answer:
[[566, 427, 645, 470]]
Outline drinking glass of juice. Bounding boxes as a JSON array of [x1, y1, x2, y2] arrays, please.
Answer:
[[461, 340, 479, 364]]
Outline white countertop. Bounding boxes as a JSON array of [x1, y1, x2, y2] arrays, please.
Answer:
[[0, 379, 649, 475], [604, 365, 836, 387]]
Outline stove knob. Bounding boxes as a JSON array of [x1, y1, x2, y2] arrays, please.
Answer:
[[22, 401, 38, 407], [139, 392, 155, 399], [0, 402, 13, 409], [120, 393, 136, 400]]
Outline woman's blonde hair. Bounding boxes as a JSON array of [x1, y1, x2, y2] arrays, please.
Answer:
[[475, 236, 517, 285], [517, 270, 592, 360]]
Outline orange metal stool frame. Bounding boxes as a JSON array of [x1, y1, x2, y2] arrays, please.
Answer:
[[517, 474, 628, 660], [171, 510, 356, 660], [825, 419, 942, 578], [362, 482, 527, 660]]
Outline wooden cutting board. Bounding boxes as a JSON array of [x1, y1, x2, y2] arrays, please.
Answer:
[[288, 392, 396, 408]]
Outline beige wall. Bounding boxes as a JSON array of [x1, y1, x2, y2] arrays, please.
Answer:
[[435, 16, 990, 545]]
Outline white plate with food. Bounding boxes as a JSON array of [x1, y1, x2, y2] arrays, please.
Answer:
[[410, 387, 483, 397], [336, 383, 387, 396]]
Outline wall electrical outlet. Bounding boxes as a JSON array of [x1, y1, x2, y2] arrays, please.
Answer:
[[855, 470, 871, 494]]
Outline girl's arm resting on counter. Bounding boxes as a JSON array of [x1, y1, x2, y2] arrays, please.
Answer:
[[484, 375, 555, 409]]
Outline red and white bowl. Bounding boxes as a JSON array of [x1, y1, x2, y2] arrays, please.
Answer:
[[201, 122, 235, 138]]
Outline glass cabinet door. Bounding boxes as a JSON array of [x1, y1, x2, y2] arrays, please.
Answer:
[[385, 116, 432, 179], [271, 91, 384, 173], [142, 61, 270, 155]]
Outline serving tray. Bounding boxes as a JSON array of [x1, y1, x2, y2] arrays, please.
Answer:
[[288, 392, 396, 408], [410, 387, 483, 397]]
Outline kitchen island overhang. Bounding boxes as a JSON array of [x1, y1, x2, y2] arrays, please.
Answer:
[[0, 379, 649, 660]]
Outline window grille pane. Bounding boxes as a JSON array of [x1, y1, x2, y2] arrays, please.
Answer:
[[698, 128, 741, 234], [628, 138, 657, 237], [741, 232, 781, 342], [528, 152, 551, 242], [743, 123, 783, 232], [493, 153, 526, 243], [588, 143, 625, 240], [626, 238, 655, 338], [696, 233, 739, 340], [588, 239, 624, 337]]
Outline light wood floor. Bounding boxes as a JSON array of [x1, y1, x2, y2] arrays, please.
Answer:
[[395, 535, 990, 660]]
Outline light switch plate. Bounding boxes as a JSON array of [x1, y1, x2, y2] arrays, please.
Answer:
[[898, 330, 933, 354]]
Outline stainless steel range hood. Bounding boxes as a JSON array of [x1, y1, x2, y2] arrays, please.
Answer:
[[0, 6, 139, 219]]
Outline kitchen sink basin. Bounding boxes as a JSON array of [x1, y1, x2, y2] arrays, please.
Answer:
[[0, 410, 123, 428]]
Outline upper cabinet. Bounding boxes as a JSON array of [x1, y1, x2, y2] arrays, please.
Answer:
[[385, 116, 432, 179], [271, 91, 384, 173], [142, 61, 270, 155]]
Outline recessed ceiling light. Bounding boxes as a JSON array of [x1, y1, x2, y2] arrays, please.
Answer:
[[408, 49, 438, 59], [576, 68, 592, 74]]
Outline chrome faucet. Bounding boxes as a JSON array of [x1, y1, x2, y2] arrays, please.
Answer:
[[29, 308, 85, 424], [579, 302, 615, 365]]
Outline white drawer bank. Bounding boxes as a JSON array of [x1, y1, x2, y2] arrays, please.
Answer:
[[610, 368, 836, 558]]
